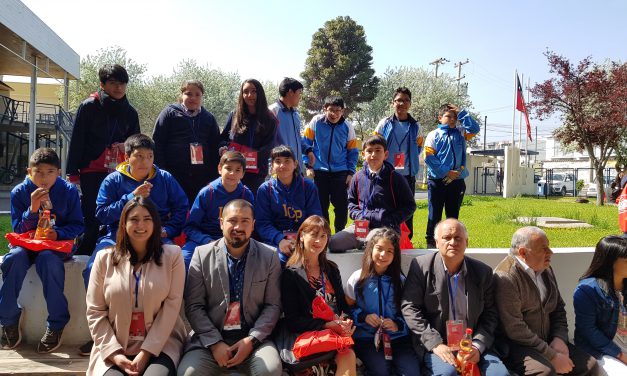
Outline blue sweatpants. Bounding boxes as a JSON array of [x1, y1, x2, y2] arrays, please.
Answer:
[[0, 247, 70, 330]]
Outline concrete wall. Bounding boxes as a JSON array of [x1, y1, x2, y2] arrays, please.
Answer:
[[503, 146, 536, 197], [0, 249, 594, 344]]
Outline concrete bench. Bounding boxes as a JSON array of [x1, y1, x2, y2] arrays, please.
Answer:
[[0, 248, 595, 375], [0, 255, 91, 346]]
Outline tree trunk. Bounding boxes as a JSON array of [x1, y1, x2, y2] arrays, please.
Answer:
[[595, 166, 605, 206]]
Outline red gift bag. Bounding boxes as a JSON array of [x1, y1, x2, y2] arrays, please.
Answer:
[[399, 223, 413, 250], [618, 184, 627, 232], [6, 231, 74, 253], [292, 329, 354, 359], [311, 296, 336, 321]]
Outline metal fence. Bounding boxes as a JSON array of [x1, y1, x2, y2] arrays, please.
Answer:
[[473, 166, 503, 195], [473, 166, 618, 198]]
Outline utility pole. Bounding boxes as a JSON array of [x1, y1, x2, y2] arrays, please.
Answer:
[[430, 57, 449, 78], [454, 59, 469, 95], [483, 116, 487, 151]]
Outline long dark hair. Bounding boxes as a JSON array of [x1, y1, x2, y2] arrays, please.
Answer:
[[356, 228, 404, 310], [287, 215, 337, 272], [580, 235, 627, 297], [231, 79, 274, 137], [112, 197, 163, 266]]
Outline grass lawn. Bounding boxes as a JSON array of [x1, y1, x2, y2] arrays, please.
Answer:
[[334, 194, 618, 248], [0, 195, 618, 255], [1, 214, 11, 255]]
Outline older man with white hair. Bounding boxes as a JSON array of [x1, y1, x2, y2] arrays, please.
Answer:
[[494, 226, 599, 376], [402, 218, 508, 376]]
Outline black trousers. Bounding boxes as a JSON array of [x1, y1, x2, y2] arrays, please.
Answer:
[[75, 172, 108, 256], [104, 353, 175, 376], [314, 170, 349, 233], [425, 178, 466, 242]]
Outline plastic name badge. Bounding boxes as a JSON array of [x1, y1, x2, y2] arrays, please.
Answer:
[[190, 143, 204, 164], [129, 311, 146, 341], [354, 220, 369, 241], [446, 320, 465, 351], [393, 153, 405, 170], [224, 301, 242, 331]]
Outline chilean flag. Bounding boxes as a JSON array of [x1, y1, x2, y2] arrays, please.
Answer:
[[516, 74, 533, 141]]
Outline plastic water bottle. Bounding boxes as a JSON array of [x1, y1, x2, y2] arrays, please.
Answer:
[[456, 328, 474, 374], [34, 210, 52, 240]]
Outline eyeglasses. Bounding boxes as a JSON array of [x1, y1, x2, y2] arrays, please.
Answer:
[[394, 99, 410, 104]]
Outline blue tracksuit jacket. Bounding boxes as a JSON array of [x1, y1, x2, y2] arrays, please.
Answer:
[[95, 162, 188, 241], [184, 178, 255, 245], [424, 109, 480, 180], [302, 114, 359, 174], [10, 176, 84, 240], [255, 176, 322, 246]]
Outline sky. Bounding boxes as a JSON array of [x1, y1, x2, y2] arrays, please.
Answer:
[[14, 0, 627, 143]]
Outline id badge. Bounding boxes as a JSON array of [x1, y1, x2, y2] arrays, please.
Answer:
[[354, 220, 369, 241], [223, 301, 242, 331], [190, 143, 204, 165], [446, 320, 465, 351], [244, 151, 258, 172], [382, 332, 393, 360], [393, 152, 405, 170], [129, 311, 146, 341]]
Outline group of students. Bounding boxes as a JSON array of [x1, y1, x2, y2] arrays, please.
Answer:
[[0, 63, 625, 376]]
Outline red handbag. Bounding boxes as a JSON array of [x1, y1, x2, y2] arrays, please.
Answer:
[[312, 296, 336, 321], [5, 231, 74, 253], [292, 329, 354, 359], [399, 222, 413, 250], [618, 184, 627, 232]]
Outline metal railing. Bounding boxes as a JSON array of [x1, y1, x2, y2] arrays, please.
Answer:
[[0, 93, 74, 141]]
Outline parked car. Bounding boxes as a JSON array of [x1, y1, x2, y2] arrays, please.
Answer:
[[537, 173, 576, 196], [586, 183, 598, 198]]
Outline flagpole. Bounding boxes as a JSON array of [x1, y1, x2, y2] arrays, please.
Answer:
[[512, 70, 517, 147], [525, 76, 530, 167], [519, 73, 523, 153]]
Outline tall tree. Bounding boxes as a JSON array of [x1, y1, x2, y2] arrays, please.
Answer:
[[301, 16, 378, 120], [357, 66, 474, 140], [529, 51, 627, 205], [61, 47, 243, 133]]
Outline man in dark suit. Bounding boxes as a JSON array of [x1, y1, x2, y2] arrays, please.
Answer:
[[401, 219, 509, 376], [178, 199, 282, 376]]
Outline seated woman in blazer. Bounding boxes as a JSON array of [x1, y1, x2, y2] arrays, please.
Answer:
[[86, 196, 186, 376], [280, 215, 357, 376]]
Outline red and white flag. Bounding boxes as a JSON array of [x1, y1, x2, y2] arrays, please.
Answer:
[[516, 74, 533, 141]]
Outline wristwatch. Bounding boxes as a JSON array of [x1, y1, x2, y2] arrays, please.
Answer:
[[249, 335, 262, 350]]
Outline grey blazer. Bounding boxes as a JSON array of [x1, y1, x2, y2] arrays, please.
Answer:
[[183, 238, 282, 351], [401, 252, 499, 355]]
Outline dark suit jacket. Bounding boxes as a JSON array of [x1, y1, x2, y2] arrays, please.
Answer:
[[401, 252, 499, 355], [184, 238, 282, 351]]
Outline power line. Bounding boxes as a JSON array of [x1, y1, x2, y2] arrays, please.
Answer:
[[430, 57, 449, 78]]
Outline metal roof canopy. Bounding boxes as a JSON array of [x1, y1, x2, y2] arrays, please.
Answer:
[[0, 0, 79, 80], [471, 149, 539, 157]]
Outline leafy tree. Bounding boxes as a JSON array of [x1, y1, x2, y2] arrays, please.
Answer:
[[61, 47, 242, 133], [356, 66, 474, 140], [301, 16, 378, 120], [167, 60, 241, 128], [529, 51, 627, 205]]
